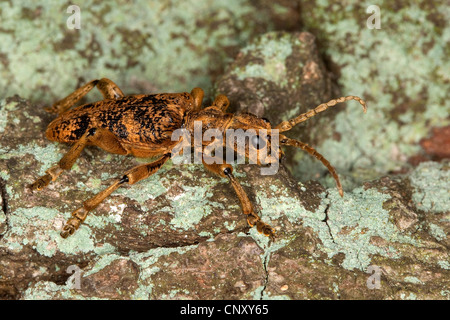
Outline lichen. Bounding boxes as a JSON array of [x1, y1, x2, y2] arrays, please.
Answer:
[[127, 244, 198, 299], [3, 206, 61, 256], [114, 171, 168, 207], [409, 161, 450, 214], [83, 253, 122, 277], [232, 32, 296, 87], [22, 281, 98, 300], [143, 166, 225, 232], [428, 223, 447, 242], [404, 276, 423, 284], [0, 141, 62, 176], [438, 260, 450, 270], [291, 1, 450, 184], [0, 0, 285, 103], [400, 292, 417, 300], [0, 205, 116, 257], [166, 184, 214, 230], [303, 187, 417, 271], [0, 100, 19, 134]]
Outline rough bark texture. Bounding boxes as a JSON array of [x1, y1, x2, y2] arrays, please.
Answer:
[[1, 1, 449, 300], [0, 94, 448, 300]]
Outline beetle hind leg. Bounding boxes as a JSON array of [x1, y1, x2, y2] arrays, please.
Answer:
[[45, 78, 125, 115], [60, 154, 170, 238], [29, 128, 127, 191]]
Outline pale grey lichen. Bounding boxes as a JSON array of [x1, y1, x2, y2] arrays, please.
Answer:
[[232, 33, 297, 88], [409, 161, 450, 214], [303, 187, 416, 271], [0, 0, 282, 103], [289, 1, 450, 184]]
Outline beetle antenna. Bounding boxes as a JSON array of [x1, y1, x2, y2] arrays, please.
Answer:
[[275, 96, 367, 133], [279, 135, 344, 197]]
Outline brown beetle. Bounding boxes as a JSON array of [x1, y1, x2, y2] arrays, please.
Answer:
[[29, 78, 366, 239]]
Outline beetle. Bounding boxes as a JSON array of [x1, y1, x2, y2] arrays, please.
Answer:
[[29, 78, 366, 239]]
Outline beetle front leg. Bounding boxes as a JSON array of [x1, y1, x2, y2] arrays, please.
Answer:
[[60, 153, 170, 238], [202, 159, 276, 240]]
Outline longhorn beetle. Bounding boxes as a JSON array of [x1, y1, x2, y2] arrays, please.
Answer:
[[29, 78, 366, 239]]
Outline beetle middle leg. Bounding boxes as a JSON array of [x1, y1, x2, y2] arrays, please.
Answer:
[[29, 128, 127, 191], [202, 158, 276, 240], [45, 78, 125, 115], [60, 153, 170, 238]]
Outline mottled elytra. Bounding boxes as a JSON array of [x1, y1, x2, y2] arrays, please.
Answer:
[[29, 78, 367, 240]]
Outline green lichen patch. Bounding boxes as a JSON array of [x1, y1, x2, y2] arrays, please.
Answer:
[[0, 206, 102, 257], [22, 281, 89, 300], [114, 172, 168, 207], [303, 187, 417, 271], [295, 0, 450, 183], [165, 184, 214, 231], [409, 161, 450, 214], [233, 32, 297, 88], [256, 183, 317, 225], [0, 1, 301, 104], [127, 244, 199, 299], [0, 99, 19, 134]]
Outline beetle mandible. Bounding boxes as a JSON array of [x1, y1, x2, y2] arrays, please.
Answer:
[[29, 78, 366, 239]]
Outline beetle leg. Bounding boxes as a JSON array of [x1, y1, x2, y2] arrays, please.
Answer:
[[212, 94, 230, 112], [29, 128, 128, 191], [29, 128, 97, 191], [95, 78, 125, 100], [60, 153, 170, 238], [45, 78, 125, 115], [202, 158, 276, 240], [190, 87, 204, 111]]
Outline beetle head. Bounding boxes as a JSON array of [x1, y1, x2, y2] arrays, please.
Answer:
[[225, 112, 283, 167]]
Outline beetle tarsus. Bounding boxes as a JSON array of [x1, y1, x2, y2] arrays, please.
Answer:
[[29, 175, 52, 191]]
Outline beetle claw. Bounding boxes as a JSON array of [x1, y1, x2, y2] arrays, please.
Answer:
[[29, 175, 51, 191]]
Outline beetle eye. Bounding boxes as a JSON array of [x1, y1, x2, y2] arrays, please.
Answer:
[[251, 135, 266, 150]]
